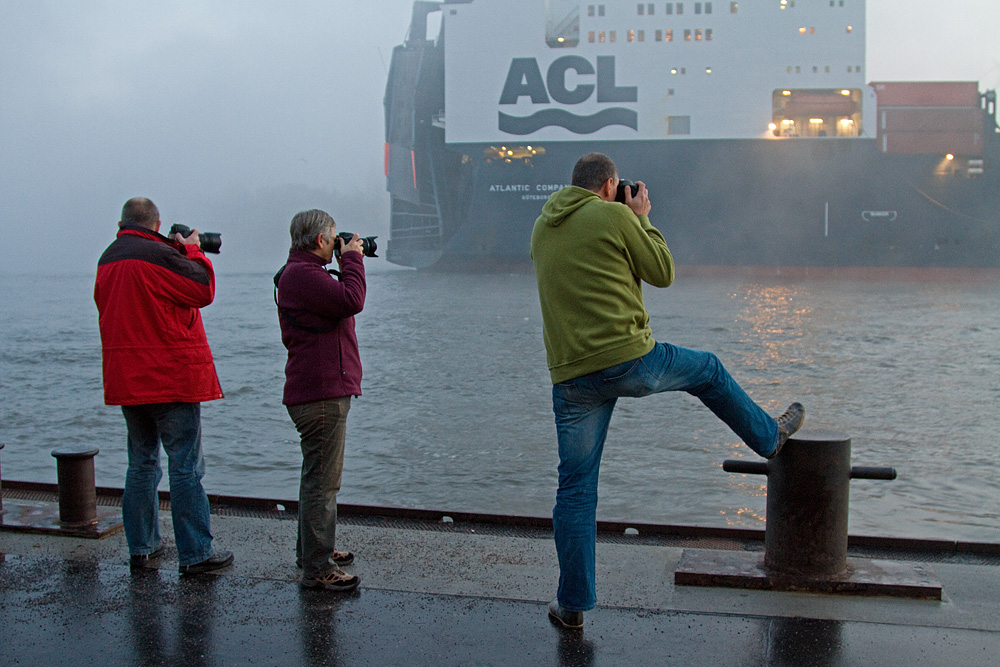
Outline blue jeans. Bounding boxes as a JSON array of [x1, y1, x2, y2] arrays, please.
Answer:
[[287, 396, 351, 579], [121, 403, 215, 567], [551, 342, 779, 611]]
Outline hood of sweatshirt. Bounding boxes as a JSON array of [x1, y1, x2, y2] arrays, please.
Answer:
[[536, 185, 600, 228]]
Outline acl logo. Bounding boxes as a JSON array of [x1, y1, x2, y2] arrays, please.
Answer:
[[498, 56, 638, 135]]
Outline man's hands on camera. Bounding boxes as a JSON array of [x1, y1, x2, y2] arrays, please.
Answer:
[[174, 229, 201, 248], [340, 233, 364, 256], [624, 180, 651, 217]]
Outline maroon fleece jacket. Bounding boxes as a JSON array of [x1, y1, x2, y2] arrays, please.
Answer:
[[277, 249, 365, 406]]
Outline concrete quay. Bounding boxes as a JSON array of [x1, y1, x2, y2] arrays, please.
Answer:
[[1, 489, 998, 666]]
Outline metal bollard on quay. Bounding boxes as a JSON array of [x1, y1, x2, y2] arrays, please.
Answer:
[[0, 443, 5, 515], [675, 429, 943, 598], [51, 447, 101, 528], [0, 445, 122, 538]]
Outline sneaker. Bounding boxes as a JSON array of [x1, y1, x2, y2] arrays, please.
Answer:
[[179, 550, 234, 575], [768, 402, 805, 459], [331, 550, 354, 567], [547, 599, 583, 629], [301, 569, 360, 592], [295, 550, 355, 569], [130, 544, 165, 570]]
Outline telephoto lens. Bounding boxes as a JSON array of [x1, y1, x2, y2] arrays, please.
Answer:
[[168, 223, 222, 254]]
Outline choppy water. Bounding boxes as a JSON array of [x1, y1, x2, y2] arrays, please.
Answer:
[[2, 268, 999, 542]]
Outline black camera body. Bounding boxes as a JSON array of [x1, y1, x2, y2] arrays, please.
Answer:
[[334, 232, 379, 258], [168, 223, 222, 254], [615, 179, 638, 204]]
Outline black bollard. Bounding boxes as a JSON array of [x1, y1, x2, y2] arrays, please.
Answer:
[[722, 429, 896, 579], [0, 443, 5, 513], [678, 430, 939, 597], [765, 431, 853, 577], [50, 447, 101, 528]]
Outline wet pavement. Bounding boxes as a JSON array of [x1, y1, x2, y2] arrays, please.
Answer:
[[2, 507, 999, 666]]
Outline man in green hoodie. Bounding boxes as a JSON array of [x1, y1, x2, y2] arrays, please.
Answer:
[[531, 152, 804, 629]]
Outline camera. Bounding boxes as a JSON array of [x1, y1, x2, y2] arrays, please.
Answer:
[[615, 179, 638, 204], [334, 232, 379, 258], [168, 223, 222, 254]]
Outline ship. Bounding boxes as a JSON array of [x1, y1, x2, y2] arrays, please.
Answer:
[[383, 0, 999, 270]]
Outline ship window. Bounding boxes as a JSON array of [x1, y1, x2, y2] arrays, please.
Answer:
[[599, 30, 606, 42], [666, 3, 673, 15], [546, 0, 581, 48], [610, 30, 617, 41], [599, 4, 605, 16], [706, 1, 713, 12], [588, 5, 595, 16], [638, 29, 645, 41], [706, 28, 713, 39], [655, 29, 662, 40], [589, 31, 596, 42], [771, 89, 862, 137], [648, 3, 656, 15], [665, 28, 673, 41], [638, 3, 644, 15], [730, 2, 738, 13], [677, 2, 684, 14], [695, 2, 702, 14], [684, 28, 691, 41], [667, 115, 691, 135], [695, 28, 703, 40]]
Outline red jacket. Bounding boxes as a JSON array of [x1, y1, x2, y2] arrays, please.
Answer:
[[94, 226, 224, 406], [277, 249, 365, 405]]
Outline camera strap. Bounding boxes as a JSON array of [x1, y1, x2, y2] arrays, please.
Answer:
[[272, 264, 341, 334]]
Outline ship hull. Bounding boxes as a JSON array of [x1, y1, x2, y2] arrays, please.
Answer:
[[388, 138, 1000, 270]]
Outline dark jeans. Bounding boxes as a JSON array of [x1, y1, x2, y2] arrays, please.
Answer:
[[551, 342, 779, 611], [287, 396, 351, 578], [121, 403, 214, 566]]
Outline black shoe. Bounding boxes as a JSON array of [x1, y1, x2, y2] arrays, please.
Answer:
[[548, 599, 583, 629], [768, 402, 805, 459], [179, 550, 234, 575], [130, 544, 165, 569]]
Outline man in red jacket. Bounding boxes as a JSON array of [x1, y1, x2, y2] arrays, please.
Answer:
[[95, 197, 233, 574], [276, 209, 365, 591]]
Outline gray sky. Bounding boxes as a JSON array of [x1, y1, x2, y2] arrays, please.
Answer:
[[2, 0, 998, 275]]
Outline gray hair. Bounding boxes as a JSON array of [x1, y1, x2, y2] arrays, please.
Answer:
[[289, 209, 335, 251]]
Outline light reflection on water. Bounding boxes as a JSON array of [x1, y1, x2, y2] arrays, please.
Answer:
[[1, 269, 998, 542]]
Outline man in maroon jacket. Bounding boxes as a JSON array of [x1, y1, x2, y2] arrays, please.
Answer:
[[95, 197, 233, 574], [276, 209, 366, 591]]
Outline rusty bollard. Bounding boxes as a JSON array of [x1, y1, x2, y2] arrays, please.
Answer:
[[723, 430, 896, 578], [50, 447, 101, 528]]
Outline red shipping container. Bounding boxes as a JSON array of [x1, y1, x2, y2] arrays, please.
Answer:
[[880, 108, 984, 133], [871, 81, 980, 108], [881, 131, 983, 155]]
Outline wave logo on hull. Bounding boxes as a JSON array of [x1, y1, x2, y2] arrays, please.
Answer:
[[499, 56, 637, 135]]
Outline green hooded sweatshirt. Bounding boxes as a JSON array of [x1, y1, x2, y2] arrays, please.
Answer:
[[530, 185, 675, 383]]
